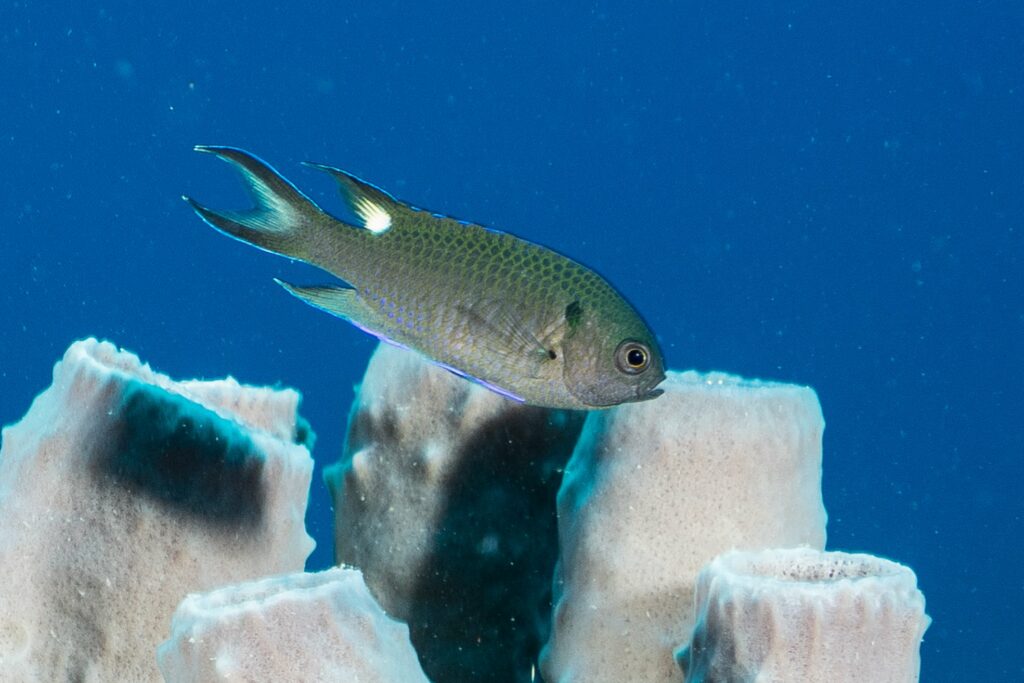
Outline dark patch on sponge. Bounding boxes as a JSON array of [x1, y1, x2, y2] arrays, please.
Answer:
[[97, 380, 265, 530], [405, 406, 586, 683]]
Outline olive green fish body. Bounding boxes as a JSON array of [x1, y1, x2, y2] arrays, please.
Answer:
[[187, 146, 664, 409]]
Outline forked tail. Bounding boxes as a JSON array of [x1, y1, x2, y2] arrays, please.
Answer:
[[184, 146, 324, 260]]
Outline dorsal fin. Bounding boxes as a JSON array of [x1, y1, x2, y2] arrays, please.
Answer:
[[304, 162, 404, 234]]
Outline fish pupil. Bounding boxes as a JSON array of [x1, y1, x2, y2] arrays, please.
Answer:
[[614, 340, 651, 375], [547, 349, 557, 360]]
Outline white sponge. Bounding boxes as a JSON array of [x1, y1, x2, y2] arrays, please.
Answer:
[[677, 548, 930, 682], [542, 370, 827, 683], [325, 342, 583, 681], [157, 567, 429, 682], [0, 338, 315, 681]]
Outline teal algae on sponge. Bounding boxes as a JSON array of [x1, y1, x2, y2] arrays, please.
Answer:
[[0, 339, 929, 682], [542, 371, 829, 683], [0, 339, 315, 681]]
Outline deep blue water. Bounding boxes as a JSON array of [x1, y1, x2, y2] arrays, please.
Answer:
[[1, 2, 1020, 679]]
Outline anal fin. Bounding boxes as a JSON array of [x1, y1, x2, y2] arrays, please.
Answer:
[[275, 279, 363, 321], [275, 279, 405, 348]]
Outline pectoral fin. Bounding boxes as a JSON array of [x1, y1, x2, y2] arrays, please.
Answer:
[[457, 298, 566, 378]]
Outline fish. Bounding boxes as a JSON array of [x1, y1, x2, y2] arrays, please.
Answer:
[[185, 146, 665, 409]]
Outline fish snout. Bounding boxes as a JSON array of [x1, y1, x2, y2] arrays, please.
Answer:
[[629, 379, 665, 403]]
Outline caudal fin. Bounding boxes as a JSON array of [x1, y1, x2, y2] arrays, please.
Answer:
[[185, 146, 323, 259]]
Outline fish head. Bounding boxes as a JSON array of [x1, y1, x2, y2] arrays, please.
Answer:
[[560, 303, 666, 408]]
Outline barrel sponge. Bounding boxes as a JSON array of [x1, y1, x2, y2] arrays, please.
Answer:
[[325, 342, 583, 682], [0, 338, 315, 681], [677, 548, 931, 682], [157, 567, 429, 682], [542, 370, 827, 683]]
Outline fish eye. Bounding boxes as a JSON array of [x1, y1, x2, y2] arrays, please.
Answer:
[[615, 341, 651, 374]]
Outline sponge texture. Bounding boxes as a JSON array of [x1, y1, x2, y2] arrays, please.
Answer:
[[677, 548, 930, 682], [157, 567, 429, 682], [542, 370, 827, 683], [0, 339, 315, 681], [325, 342, 583, 682]]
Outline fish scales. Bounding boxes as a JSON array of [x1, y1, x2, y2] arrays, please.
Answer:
[[186, 146, 665, 409], [343, 219, 588, 404]]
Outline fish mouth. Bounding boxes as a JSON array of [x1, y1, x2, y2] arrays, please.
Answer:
[[627, 386, 665, 403]]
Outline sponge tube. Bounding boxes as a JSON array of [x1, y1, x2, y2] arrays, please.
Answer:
[[677, 548, 931, 682], [0, 338, 315, 680], [157, 567, 430, 682], [542, 370, 827, 683], [324, 342, 584, 681]]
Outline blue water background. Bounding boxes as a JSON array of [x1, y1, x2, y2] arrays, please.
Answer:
[[1, 2, 1020, 679]]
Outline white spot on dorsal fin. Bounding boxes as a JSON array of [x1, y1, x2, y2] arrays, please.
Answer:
[[353, 195, 392, 234]]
